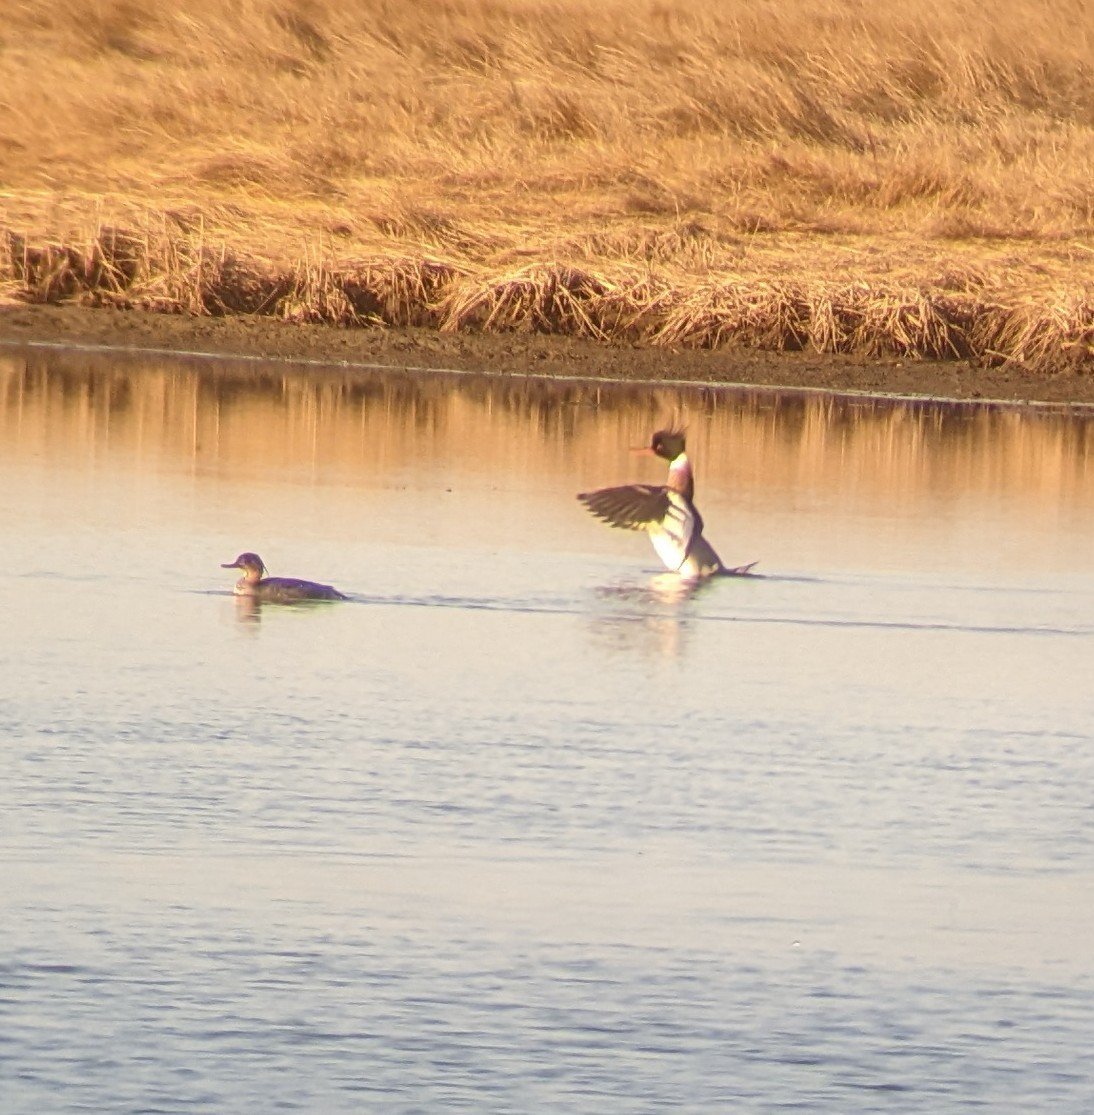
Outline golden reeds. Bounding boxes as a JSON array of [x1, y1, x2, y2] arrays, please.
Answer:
[[3, 0, 1094, 374], [8, 223, 1091, 371]]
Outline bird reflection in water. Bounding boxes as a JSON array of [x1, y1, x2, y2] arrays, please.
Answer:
[[230, 593, 355, 627], [587, 574, 713, 658], [232, 594, 264, 626]]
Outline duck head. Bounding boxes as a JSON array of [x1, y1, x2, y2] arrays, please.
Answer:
[[221, 552, 267, 583], [632, 428, 687, 462]]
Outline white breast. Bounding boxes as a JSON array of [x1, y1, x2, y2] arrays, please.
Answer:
[[648, 491, 696, 573]]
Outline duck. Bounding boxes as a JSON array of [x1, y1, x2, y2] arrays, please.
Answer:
[[221, 552, 347, 602], [578, 428, 749, 579]]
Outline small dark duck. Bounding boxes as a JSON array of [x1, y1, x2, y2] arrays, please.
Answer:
[[221, 552, 347, 602]]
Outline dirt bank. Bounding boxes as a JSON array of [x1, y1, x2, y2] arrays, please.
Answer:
[[2, 302, 1093, 406]]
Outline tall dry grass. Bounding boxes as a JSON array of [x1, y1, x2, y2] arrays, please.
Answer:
[[2, 0, 1094, 370]]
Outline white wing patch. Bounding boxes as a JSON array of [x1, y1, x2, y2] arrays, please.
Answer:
[[647, 490, 697, 573]]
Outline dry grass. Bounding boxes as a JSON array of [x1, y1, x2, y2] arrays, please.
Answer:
[[3, 0, 1094, 371]]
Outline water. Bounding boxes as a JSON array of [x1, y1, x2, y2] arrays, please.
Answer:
[[2, 348, 1093, 1113]]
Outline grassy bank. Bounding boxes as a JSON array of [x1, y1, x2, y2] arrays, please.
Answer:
[[2, 0, 1094, 372]]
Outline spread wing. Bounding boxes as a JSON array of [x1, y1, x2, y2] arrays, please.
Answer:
[[577, 484, 672, 531], [579, 484, 706, 572]]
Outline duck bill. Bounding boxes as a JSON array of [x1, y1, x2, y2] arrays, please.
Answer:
[[629, 445, 657, 456], [221, 561, 242, 569]]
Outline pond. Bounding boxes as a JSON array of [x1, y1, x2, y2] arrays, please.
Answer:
[[2, 347, 1093, 1112]]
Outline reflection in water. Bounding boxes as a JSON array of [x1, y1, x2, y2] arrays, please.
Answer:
[[3, 347, 1092, 595], [232, 594, 263, 625], [588, 578, 699, 658], [598, 573, 714, 604], [4, 346, 1094, 1113], [229, 592, 354, 625], [590, 611, 688, 658], [2, 350, 1091, 512], [588, 572, 764, 657]]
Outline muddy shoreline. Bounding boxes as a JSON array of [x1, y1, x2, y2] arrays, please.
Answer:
[[3, 302, 1093, 406]]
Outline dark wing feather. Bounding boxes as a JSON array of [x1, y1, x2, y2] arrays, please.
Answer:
[[262, 576, 346, 601], [577, 484, 672, 531]]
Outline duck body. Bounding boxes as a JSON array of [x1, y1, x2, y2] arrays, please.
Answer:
[[221, 552, 347, 602], [578, 429, 736, 579]]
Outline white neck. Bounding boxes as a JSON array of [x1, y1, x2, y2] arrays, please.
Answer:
[[668, 453, 692, 492]]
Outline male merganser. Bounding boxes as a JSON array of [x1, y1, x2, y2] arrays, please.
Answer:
[[221, 552, 347, 602], [578, 429, 748, 579]]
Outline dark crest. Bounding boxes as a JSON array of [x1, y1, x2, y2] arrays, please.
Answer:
[[650, 428, 686, 462]]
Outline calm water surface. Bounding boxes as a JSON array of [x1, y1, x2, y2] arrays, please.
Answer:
[[1, 349, 1093, 1112]]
